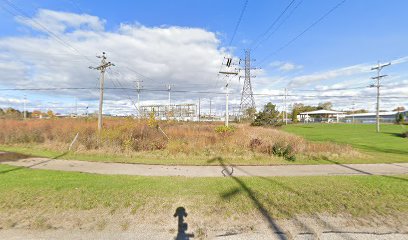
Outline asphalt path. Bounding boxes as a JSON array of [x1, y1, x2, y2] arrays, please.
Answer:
[[1, 155, 407, 177]]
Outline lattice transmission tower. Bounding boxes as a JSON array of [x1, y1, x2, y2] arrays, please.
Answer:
[[240, 49, 256, 115]]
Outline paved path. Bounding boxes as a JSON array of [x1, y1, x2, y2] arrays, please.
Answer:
[[1, 155, 408, 177]]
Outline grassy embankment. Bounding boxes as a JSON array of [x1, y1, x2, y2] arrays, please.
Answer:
[[0, 118, 365, 165], [283, 123, 408, 164], [0, 164, 407, 230]]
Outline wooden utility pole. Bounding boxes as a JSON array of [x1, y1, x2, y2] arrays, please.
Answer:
[[90, 52, 114, 133], [23, 95, 27, 120], [135, 80, 143, 118], [371, 61, 391, 133], [198, 98, 201, 122]]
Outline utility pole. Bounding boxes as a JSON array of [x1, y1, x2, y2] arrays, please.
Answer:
[[89, 52, 114, 133], [135, 80, 143, 117], [284, 88, 288, 125], [23, 95, 26, 120], [219, 56, 238, 126], [225, 81, 229, 127], [352, 100, 355, 124], [75, 97, 78, 117], [371, 61, 391, 133], [198, 98, 201, 122], [209, 98, 212, 121]]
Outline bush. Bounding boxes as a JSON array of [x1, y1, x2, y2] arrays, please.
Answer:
[[403, 131, 408, 138], [269, 142, 296, 161]]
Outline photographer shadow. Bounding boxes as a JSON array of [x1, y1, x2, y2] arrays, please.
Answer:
[[174, 207, 194, 240]]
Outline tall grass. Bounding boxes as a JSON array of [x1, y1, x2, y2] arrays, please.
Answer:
[[0, 118, 359, 161]]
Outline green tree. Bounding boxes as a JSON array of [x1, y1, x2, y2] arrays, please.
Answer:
[[252, 102, 280, 126], [396, 112, 405, 124], [291, 103, 317, 122]]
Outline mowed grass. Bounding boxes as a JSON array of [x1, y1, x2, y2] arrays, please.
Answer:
[[0, 164, 407, 221], [283, 124, 408, 163]]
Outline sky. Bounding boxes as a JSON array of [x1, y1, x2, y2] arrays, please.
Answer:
[[0, 0, 407, 115]]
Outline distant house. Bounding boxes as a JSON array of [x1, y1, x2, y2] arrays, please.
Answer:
[[297, 110, 345, 123], [345, 111, 408, 123]]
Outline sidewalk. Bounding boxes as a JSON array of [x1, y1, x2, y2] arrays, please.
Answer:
[[1, 157, 407, 177]]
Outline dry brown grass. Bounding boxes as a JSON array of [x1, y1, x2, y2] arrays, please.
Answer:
[[0, 118, 360, 162]]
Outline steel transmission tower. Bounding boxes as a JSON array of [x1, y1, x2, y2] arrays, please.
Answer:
[[240, 50, 256, 115]]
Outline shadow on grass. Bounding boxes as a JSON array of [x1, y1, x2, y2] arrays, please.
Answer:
[[382, 132, 407, 138], [209, 157, 290, 240], [211, 156, 396, 239], [230, 165, 366, 240], [352, 144, 408, 155], [0, 151, 69, 175]]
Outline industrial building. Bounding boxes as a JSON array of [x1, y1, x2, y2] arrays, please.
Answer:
[[344, 111, 408, 123]]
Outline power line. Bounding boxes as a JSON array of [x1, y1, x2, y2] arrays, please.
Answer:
[[251, 0, 297, 50], [254, 0, 304, 52], [228, 0, 249, 46], [106, 68, 140, 114], [1, 87, 406, 99], [0, 0, 93, 63], [259, 0, 347, 66]]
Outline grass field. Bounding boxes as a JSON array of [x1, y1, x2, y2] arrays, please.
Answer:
[[0, 164, 407, 230], [283, 124, 408, 163]]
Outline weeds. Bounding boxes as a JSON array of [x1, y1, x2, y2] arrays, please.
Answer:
[[0, 118, 357, 161]]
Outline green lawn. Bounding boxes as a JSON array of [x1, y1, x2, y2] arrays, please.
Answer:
[[283, 124, 408, 163], [0, 164, 407, 225]]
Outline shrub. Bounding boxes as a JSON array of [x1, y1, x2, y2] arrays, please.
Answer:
[[269, 142, 296, 161], [403, 131, 408, 138]]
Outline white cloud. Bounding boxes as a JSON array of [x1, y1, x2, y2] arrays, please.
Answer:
[[1, 9, 407, 114], [288, 64, 370, 87], [0, 9, 230, 114], [270, 61, 303, 72], [16, 9, 105, 33]]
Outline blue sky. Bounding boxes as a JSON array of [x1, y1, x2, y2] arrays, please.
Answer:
[[0, 0, 407, 115]]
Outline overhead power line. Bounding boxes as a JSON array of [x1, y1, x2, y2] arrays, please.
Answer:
[[228, 0, 249, 46], [254, 0, 303, 51], [259, 0, 347, 65], [1, 87, 406, 99], [1, 0, 93, 63], [251, 0, 297, 50]]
